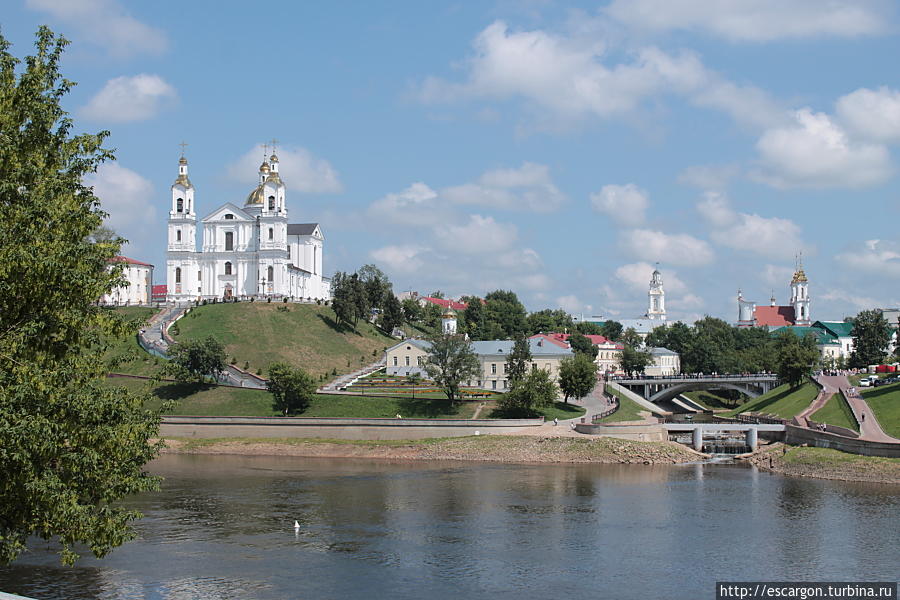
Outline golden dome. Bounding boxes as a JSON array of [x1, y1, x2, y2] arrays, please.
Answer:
[[259, 161, 270, 172], [791, 269, 808, 284], [245, 184, 265, 206], [269, 153, 279, 163], [179, 156, 188, 165], [441, 307, 456, 319]]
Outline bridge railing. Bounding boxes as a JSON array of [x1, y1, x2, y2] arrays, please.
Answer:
[[591, 394, 619, 423], [609, 373, 778, 382]]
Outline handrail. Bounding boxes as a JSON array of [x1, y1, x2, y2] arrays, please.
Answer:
[[591, 394, 620, 422], [609, 373, 778, 382]]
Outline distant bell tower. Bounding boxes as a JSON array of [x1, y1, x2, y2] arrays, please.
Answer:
[[441, 307, 458, 334], [167, 144, 196, 302], [647, 265, 666, 321], [790, 254, 811, 326]]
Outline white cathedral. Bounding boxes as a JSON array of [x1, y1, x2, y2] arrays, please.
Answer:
[[166, 150, 330, 303]]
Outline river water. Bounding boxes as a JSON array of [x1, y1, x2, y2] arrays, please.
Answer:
[[0, 454, 897, 600]]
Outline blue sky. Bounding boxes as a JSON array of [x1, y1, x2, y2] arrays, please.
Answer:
[[7, 0, 900, 322]]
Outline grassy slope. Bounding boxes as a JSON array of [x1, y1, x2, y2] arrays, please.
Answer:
[[172, 302, 395, 378], [682, 390, 746, 411], [725, 381, 819, 419], [861, 383, 900, 439], [102, 306, 162, 377], [598, 386, 648, 423], [810, 393, 859, 432]]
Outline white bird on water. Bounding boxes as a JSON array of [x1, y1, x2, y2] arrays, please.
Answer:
[[294, 520, 300, 531]]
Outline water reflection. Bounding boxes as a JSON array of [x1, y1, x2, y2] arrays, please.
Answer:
[[0, 455, 897, 600]]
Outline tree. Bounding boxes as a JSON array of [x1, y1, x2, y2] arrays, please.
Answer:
[[462, 296, 486, 339], [619, 327, 643, 350], [483, 290, 527, 339], [849, 309, 891, 368], [526, 309, 573, 335], [421, 301, 442, 330], [773, 330, 819, 388], [567, 332, 598, 359], [0, 27, 163, 565], [558, 354, 598, 403], [168, 336, 226, 383], [620, 345, 653, 375], [380, 293, 403, 333], [496, 367, 558, 416], [600, 320, 623, 341], [575, 321, 604, 336], [267, 362, 317, 415], [401, 298, 421, 323], [330, 271, 355, 327], [507, 334, 532, 385], [357, 263, 392, 311], [424, 333, 480, 403]]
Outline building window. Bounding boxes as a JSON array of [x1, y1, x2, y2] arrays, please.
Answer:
[[502, 380, 507, 389], [225, 231, 233, 251], [417, 356, 424, 366], [268, 227, 273, 240], [393, 356, 398, 366], [176, 198, 183, 212], [176, 229, 181, 242], [198, 270, 201, 281], [491, 363, 497, 374], [267, 266, 274, 282], [503, 363, 508, 374], [224, 214, 234, 220], [175, 267, 181, 284], [268, 196, 275, 210], [405, 356, 410, 366], [477, 380, 482, 387], [224, 262, 232, 275], [287, 246, 291, 259], [492, 380, 497, 390]]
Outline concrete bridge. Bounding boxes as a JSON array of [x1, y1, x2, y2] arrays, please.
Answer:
[[610, 374, 779, 404], [663, 422, 785, 452]]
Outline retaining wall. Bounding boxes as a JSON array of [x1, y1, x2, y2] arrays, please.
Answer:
[[572, 423, 668, 442], [785, 425, 900, 458]]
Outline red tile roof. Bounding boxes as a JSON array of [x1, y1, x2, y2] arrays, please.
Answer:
[[110, 255, 154, 267], [531, 333, 624, 350], [529, 333, 570, 348], [420, 297, 468, 310], [754, 305, 795, 328]]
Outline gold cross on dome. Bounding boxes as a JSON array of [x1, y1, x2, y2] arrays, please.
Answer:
[[178, 140, 189, 157]]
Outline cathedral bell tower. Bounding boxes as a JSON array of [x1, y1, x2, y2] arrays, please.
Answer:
[[647, 266, 666, 321], [790, 256, 810, 326], [167, 149, 197, 302]]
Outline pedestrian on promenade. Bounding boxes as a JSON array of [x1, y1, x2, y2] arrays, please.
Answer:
[[553, 418, 558, 426], [861, 413, 865, 422]]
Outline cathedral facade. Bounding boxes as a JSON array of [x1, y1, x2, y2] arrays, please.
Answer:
[[737, 263, 810, 328], [166, 152, 330, 303]]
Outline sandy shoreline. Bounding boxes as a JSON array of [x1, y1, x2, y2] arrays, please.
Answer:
[[746, 443, 900, 485]]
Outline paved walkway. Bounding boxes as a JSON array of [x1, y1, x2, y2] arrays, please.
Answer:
[[816, 375, 899, 443]]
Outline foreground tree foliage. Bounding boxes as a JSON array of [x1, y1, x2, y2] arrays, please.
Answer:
[[507, 334, 532, 386], [497, 368, 558, 417], [558, 353, 598, 403], [849, 309, 891, 368], [267, 362, 317, 415], [0, 28, 163, 565], [773, 330, 819, 388], [167, 336, 226, 383], [424, 333, 480, 403]]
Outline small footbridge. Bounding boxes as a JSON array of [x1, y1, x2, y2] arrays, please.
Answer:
[[664, 422, 785, 452], [610, 374, 779, 404]]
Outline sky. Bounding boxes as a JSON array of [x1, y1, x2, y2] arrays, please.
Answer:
[[6, 0, 900, 323]]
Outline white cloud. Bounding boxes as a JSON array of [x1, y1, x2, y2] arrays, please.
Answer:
[[678, 164, 740, 190], [85, 162, 155, 254], [27, 0, 167, 58], [434, 215, 518, 254], [368, 182, 444, 226], [227, 144, 342, 194], [820, 289, 887, 312], [621, 229, 714, 266], [836, 239, 900, 277], [590, 183, 648, 226], [836, 87, 900, 143], [753, 108, 892, 189], [418, 20, 782, 130], [496, 248, 543, 269], [556, 294, 590, 314], [614, 262, 688, 294], [80, 74, 176, 123], [761, 264, 796, 289], [441, 162, 565, 212], [604, 0, 892, 42], [697, 193, 804, 259], [370, 245, 428, 274]]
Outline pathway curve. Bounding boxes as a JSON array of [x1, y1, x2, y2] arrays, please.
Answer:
[[817, 375, 899, 443]]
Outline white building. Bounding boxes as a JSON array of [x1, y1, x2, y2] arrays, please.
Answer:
[[101, 256, 153, 306], [647, 267, 666, 321], [645, 347, 681, 376], [166, 152, 330, 303]]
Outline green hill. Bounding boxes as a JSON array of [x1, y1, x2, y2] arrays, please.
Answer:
[[810, 393, 858, 432], [171, 302, 396, 378], [725, 380, 818, 419], [861, 383, 900, 439], [103, 306, 161, 377]]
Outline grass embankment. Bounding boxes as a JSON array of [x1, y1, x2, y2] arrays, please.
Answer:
[[810, 392, 859, 432], [597, 385, 648, 423], [749, 444, 900, 484], [162, 435, 699, 464], [172, 302, 395, 378], [861, 383, 900, 439], [725, 381, 819, 419], [102, 306, 161, 377], [682, 390, 747, 411]]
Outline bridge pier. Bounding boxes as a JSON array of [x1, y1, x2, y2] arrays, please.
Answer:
[[692, 427, 703, 452], [745, 428, 758, 452]]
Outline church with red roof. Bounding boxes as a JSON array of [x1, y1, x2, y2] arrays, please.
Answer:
[[737, 260, 811, 328]]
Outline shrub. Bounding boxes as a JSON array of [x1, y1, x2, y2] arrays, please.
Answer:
[[316, 299, 322, 305], [250, 297, 255, 302], [256, 367, 262, 375], [332, 368, 338, 376], [283, 297, 288, 303], [230, 356, 236, 365], [243, 361, 250, 371], [267, 297, 271, 303]]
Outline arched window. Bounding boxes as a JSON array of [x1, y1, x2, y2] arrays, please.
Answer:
[[268, 196, 275, 210], [176, 229, 181, 242], [176, 198, 183, 212], [224, 262, 232, 275], [175, 267, 181, 283], [224, 214, 234, 220], [268, 227, 273, 240], [225, 231, 233, 251], [267, 266, 274, 282]]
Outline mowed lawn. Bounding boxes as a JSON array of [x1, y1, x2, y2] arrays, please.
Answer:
[[172, 302, 396, 378], [725, 381, 819, 419], [861, 383, 900, 439], [102, 306, 162, 377], [810, 393, 858, 432], [597, 386, 648, 423]]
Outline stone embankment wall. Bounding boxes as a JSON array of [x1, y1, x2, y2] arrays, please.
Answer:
[[572, 423, 667, 442], [785, 425, 900, 458]]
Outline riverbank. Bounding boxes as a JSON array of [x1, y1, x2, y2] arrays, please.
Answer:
[[746, 443, 900, 485], [160, 435, 702, 464]]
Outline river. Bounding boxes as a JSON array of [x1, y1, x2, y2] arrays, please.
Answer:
[[0, 454, 897, 599]]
